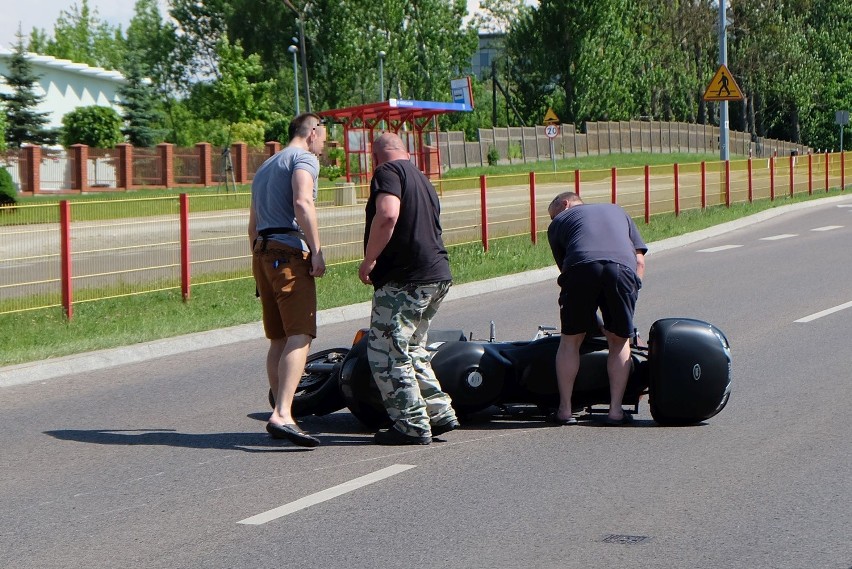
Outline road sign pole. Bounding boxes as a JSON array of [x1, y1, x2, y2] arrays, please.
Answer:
[[550, 139, 556, 172], [718, 0, 729, 161]]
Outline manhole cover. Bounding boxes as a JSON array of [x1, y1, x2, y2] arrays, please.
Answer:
[[601, 534, 651, 545]]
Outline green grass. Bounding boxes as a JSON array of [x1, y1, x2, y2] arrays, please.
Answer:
[[0, 154, 845, 367]]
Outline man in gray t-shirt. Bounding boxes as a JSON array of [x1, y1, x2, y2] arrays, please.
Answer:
[[546, 192, 647, 427], [248, 112, 326, 447]]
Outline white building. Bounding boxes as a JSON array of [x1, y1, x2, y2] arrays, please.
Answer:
[[0, 47, 126, 129]]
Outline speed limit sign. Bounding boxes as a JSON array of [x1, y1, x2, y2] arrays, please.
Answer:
[[545, 124, 559, 138]]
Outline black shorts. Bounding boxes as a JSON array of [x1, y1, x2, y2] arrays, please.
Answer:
[[558, 261, 641, 338]]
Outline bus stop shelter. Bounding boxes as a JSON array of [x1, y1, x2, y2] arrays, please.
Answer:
[[319, 99, 472, 186]]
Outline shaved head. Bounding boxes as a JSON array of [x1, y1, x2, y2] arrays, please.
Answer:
[[373, 132, 409, 165]]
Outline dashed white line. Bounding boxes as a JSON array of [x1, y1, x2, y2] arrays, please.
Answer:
[[795, 301, 852, 323], [811, 225, 842, 232], [697, 245, 743, 253], [237, 464, 416, 525], [760, 234, 798, 241]]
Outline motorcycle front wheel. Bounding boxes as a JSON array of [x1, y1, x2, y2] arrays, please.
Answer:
[[268, 348, 349, 417]]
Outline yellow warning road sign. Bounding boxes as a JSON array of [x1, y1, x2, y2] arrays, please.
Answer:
[[703, 64, 744, 102], [543, 107, 560, 125]]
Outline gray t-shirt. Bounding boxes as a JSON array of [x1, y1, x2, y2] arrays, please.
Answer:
[[547, 203, 648, 272], [251, 146, 319, 251]]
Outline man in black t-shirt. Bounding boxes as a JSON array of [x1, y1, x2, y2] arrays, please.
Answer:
[[547, 192, 647, 426], [358, 133, 458, 445]]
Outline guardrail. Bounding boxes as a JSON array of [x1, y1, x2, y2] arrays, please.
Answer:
[[0, 153, 846, 319]]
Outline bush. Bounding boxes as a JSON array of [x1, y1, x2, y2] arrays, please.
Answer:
[[61, 105, 124, 148], [264, 115, 291, 144], [0, 167, 16, 205], [508, 142, 522, 161], [229, 121, 266, 148], [487, 145, 500, 166], [320, 164, 344, 181]]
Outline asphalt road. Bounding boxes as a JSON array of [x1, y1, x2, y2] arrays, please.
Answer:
[[2, 196, 851, 568]]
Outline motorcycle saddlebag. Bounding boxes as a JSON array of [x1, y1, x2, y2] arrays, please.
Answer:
[[648, 318, 732, 425]]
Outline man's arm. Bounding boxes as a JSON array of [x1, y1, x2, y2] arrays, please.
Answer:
[[358, 192, 400, 284], [547, 228, 564, 269], [292, 169, 325, 277], [635, 251, 646, 281], [248, 204, 258, 245]]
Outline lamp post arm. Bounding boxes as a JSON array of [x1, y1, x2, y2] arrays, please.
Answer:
[[282, 0, 312, 113]]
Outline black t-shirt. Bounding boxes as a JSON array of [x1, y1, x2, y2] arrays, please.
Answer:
[[364, 159, 452, 288]]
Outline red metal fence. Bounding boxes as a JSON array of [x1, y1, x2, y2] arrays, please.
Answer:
[[0, 152, 847, 319]]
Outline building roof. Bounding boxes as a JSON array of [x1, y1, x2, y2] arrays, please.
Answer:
[[0, 47, 126, 84]]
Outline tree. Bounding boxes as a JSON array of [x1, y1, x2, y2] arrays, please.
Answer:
[[1, 31, 55, 148], [192, 39, 273, 124], [41, 0, 126, 70], [61, 106, 123, 148], [117, 50, 163, 147]]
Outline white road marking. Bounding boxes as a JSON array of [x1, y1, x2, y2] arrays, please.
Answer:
[[837, 205, 852, 208], [795, 301, 852, 323], [237, 464, 416, 525], [760, 234, 798, 241], [697, 245, 743, 253], [811, 225, 842, 232]]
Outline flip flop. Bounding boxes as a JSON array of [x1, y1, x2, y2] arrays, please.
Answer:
[[547, 413, 578, 426], [600, 413, 634, 426], [266, 422, 321, 447]]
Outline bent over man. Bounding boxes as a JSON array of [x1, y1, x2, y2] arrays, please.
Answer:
[[359, 133, 459, 445], [547, 192, 647, 426], [249, 113, 326, 447]]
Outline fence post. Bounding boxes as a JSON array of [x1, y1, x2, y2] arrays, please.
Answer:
[[842, 151, 845, 192], [574, 168, 581, 196], [480, 175, 489, 252], [769, 154, 775, 202], [748, 158, 753, 202], [60, 200, 73, 320], [197, 142, 212, 187], [700, 161, 706, 209], [180, 193, 191, 301], [71, 144, 88, 193], [158, 143, 174, 188], [611, 167, 617, 204], [266, 141, 281, 157], [789, 154, 795, 198], [232, 142, 248, 184], [529, 171, 537, 244], [23, 145, 41, 195], [825, 151, 829, 192], [644, 164, 650, 223], [807, 153, 813, 195], [725, 160, 731, 207], [116, 143, 133, 190], [673, 163, 680, 216], [770, 155, 775, 201]]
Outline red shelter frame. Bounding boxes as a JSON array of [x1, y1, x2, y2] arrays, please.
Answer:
[[319, 99, 472, 185]]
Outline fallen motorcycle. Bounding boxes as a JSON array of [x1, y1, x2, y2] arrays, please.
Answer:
[[283, 317, 732, 428]]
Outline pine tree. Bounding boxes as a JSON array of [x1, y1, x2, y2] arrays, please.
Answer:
[[117, 50, 162, 147], [1, 30, 55, 148]]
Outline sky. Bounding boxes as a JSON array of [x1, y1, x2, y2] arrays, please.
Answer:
[[0, 0, 165, 50], [0, 1, 533, 53]]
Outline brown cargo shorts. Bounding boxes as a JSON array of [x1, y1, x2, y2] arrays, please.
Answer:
[[252, 240, 317, 339]]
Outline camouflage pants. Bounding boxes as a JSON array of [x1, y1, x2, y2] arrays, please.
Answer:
[[367, 280, 456, 437]]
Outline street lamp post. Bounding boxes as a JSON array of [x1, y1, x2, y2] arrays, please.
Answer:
[[288, 44, 300, 115], [718, 0, 729, 161], [378, 50, 386, 102], [282, 0, 312, 112]]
